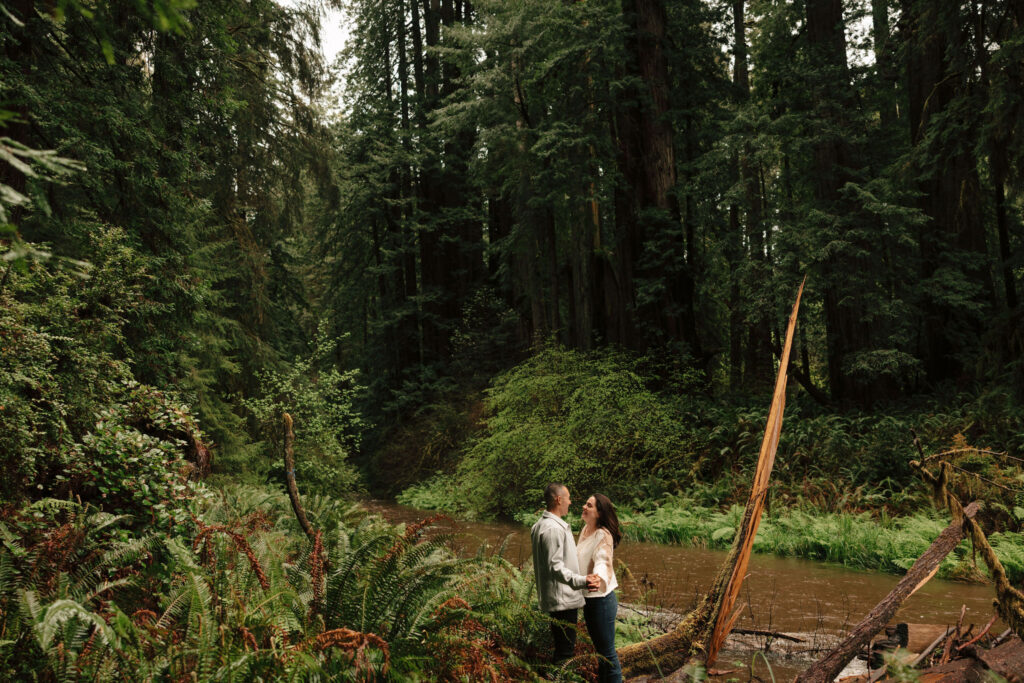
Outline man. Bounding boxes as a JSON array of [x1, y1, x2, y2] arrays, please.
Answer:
[[531, 483, 600, 664]]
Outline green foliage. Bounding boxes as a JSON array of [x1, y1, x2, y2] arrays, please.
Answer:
[[396, 473, 466, 515], [66, 382, 197, 524], [3, 0, 346, 485], [0, 485, 554, 681], [242, 327, 364, 497], [0, 227, 202, 515], [455, 346, 691, 518], [400, 345, 1024, 530]]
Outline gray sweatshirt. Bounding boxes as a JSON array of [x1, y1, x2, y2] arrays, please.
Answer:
[[531, 511, 587, 612]]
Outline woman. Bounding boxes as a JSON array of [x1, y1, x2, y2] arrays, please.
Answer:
[[577, 493, 622, 683]]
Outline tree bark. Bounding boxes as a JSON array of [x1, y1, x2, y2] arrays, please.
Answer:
[[871, 0, 898, 128], [616, 0, 699, 352]]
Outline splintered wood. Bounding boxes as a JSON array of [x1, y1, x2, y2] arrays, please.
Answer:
[[617, 278, 805, 678]]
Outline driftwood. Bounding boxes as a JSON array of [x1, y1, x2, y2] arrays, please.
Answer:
[[911, 627, 952, 667], [283, 413, 315, 540], [731, 628, 805, 643], [794, 501, 980, 683], [617, 278, 805, 677]]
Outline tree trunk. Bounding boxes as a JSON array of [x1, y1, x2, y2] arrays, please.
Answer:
[[806, 0, 869, 404], [871, 0, 898, 128], [726, 0, 747, 390], [904, 0, 988, 383], [616, 0, 699, 352]]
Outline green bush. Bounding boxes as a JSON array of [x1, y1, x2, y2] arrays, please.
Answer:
[[242, 325, 364, 498], [454, 346, 692, 518], [396, 472, 467, 514], [65, 382, 199, 525], [402, 344, 1023, 524], [0, 227, 204, 516]]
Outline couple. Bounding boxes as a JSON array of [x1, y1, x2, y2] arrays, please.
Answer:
[[531, 483, 622, 682]]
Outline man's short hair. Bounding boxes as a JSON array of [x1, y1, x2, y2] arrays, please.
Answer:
[[544, 483, 566, 510]]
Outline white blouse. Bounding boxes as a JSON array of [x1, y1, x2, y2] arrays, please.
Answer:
[[576, 526, 618, 597]]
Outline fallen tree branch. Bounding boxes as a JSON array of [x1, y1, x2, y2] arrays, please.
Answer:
[[795, 501, 980, 683], [731, 628, 806, 643], [957, 614, 999, 653], [912, 627, 952, 667], [911, 454, 1024, 640]]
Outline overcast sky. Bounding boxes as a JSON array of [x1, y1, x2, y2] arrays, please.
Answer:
[[319, 4, 348, 65]]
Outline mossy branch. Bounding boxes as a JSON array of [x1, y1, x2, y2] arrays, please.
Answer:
[[911, 454, 1024, 640], [283, 412, 315, 540]]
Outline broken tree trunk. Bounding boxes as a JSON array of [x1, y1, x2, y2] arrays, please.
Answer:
[[795, 501, 981, 683], [283, 413, 315, 540], [617, 278, 805, 677]]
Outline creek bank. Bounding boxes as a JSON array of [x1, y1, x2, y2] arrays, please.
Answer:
[[366, 500, 1003, 661]]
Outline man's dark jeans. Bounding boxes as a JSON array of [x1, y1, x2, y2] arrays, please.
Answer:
[[584, 592, 622, 682], [548, 608, 578, 663]]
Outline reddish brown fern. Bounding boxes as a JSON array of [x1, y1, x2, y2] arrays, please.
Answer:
[[191, 520, 270, 591], [309, 529, 325, 617], [308, 628, 391, 676]]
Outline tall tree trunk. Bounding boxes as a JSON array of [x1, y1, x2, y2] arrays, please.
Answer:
[[731, 0, 771, 387], [617, 0, 699, 352], [726, 0, 747, 390], [806, 0, 865, 403], [871, 0, 898, 128], [904, 0, 988, 383], [417, 0, 448, 361]]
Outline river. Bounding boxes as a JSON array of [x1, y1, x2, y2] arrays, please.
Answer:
[[365, 501, 1002, 680]]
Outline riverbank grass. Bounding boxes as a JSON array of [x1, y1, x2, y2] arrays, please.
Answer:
[[623, 496, 1024, 583]]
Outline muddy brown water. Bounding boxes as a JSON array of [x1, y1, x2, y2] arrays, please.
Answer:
[[365, 501, 1002, 680]]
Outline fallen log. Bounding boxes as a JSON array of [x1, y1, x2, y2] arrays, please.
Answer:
[[795, 501, 980, 683], [731, 628, 806, 643]]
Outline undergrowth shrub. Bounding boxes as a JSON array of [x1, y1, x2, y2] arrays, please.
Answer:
[[242, 325, 364, 498], [0, 485, 553, 681], [0, 227, 206, 505], [454, 346, 692, 518], [402, 344, 1023, 522]]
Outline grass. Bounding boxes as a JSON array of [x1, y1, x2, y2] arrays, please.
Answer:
[[622, 495, 1024, 583]]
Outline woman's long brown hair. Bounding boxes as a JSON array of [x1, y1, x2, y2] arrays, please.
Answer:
[[593, 493, 621, 548]]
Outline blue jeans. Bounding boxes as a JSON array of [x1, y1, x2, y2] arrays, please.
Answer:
[[584, 592, 622, 683]]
